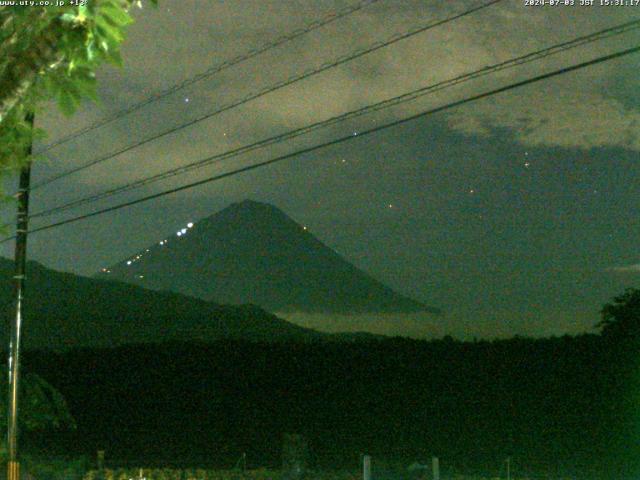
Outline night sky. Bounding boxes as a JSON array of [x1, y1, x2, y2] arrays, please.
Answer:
[[2, 0, 639, 339]]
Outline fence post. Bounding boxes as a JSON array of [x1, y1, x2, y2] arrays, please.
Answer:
[[363, 455, 371, 480], [432, 457, 440, 480]]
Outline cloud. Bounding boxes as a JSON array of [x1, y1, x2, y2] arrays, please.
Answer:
[[278, 312, 446, 340], [447, 88, 640, 151], [34, 0, 640, 199], [608, 263, 640, 273], [279, 307, 599, 340]]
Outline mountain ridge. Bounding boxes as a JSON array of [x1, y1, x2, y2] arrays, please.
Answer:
[[97, 200, 440, 315], [0, 258, 325, 350]]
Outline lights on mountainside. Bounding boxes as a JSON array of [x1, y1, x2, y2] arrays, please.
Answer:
[[175, 223, 193, 237], [303, 226, 307, 230], [124, 220, 194, 267], [138, 275, 144, 279], [126, 251, 146, 265]]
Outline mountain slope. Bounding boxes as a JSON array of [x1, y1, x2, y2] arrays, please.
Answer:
[[0, 258, 321, 350], [98, 200, 439, 314]]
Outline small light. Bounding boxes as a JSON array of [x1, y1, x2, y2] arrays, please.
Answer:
[[303, 226, 307, 230], [181, 228, 187, 234], [177, 231, 182, 237], [127, 261, 132, 265], [388, 204, 393, 209], [184, 97, 190, 103], [159, 241, 164, 245], [187, 222, 194, 228], [139, 275, 144, 279], [146, 249, 150, 252]]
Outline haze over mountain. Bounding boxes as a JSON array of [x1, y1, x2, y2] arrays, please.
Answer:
[[97, 200, 439, 316], [0, 258, 322, 350]]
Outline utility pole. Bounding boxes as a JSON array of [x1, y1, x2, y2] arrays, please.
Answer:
[[6, 111, 34, 480]]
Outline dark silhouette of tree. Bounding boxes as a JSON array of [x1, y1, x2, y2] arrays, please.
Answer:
[[597, 287, 640, 339], [0, 370, 75, 461]]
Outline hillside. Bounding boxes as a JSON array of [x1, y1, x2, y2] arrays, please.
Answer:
[[0, 258, 321, 349]]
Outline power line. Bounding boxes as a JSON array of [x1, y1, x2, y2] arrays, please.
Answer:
[[29, 18, 640, 219], [5, 42, 638, 243], [30, 0, 504, 191], [34, 0, 382, 155]]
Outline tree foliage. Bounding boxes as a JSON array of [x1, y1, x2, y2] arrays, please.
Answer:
[[598, 287, 640, 339], [0, 370, 75, 432], [0, 370, 75, 461], [0, 0, 157, 174], [27, 334, 636, 478]]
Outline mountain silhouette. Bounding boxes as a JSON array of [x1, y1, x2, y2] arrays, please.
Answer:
[[0, 258, 322, 350], [98, 200, 440, 315]]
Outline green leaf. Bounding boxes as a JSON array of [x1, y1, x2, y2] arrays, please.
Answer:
[[99, 1, 133, 27], [57, 90, 77, 116], [105, 47, 123, 66], [59, 12, 76, 23], [78, 3, 88, 19], [85, 38, 96, 61], [74, 72, 98, 101]]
